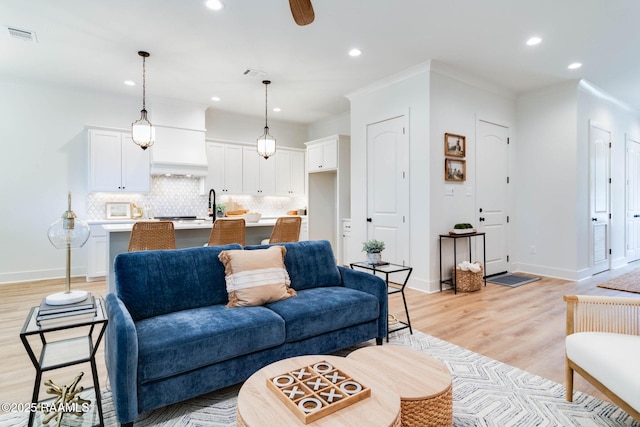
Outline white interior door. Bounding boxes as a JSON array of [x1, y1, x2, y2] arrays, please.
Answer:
[[366, 116, 410, 266], [476, 120, 509, 276], [625, 136, 640, 261], [590, 122, 611, 274]]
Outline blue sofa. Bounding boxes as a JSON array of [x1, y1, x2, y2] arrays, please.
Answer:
[[105, 240, 387, 426]]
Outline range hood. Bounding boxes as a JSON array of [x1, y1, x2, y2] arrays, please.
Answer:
[[150, 125, 208, 176]]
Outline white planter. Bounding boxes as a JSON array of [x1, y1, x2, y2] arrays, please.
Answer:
[[367, 252, 382, 265]]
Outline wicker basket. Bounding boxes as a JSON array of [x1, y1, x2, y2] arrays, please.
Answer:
[[451, 263, 483, 292]]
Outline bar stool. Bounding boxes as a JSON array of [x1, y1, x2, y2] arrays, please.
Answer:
[[262, 216, 301, 244], [207, 218, 246, 246], [128, 221, 176, 252]]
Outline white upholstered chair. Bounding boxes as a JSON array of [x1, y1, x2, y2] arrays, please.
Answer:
[[564, 295, 640, 421]]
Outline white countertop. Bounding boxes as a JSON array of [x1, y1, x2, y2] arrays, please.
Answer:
[[101, 217, 281, 232]]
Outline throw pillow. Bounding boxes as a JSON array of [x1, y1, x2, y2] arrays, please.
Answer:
[[218, 246, 296, 307]]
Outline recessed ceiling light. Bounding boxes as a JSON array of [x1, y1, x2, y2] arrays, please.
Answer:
[[526, 36, 542, 46], [205, 0, 224, 10], [568, 62, 582, 70], [348, 48, 362, 57], [124, 80, 135, 86], [273, 107, 281, 112], [211, 96, 221, 102]]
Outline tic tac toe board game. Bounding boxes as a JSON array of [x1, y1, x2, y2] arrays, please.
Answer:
[[266, 360, 371, 424]]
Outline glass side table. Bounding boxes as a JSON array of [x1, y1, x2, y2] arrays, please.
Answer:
[[350, 262, 413, 342], [20, 297, 108, 427]]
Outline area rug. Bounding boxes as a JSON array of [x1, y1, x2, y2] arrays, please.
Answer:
[[487, 273, 540, 288], [1, 329, 637, 427], [597, 270, 640, 294]]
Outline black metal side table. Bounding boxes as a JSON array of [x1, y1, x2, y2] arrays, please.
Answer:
[[350, 262, 413, 342], [439, 232, 487, 294], [20, 297, 108, 427]]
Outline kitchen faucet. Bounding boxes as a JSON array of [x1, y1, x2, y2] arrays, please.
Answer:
[[208, 188, 216, 221]]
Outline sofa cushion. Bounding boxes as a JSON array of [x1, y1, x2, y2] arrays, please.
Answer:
[[245, 240, 341, 291], [136, 304, 285, 384], [265, 286, 379, 342], [115, 244, 241, 321], [566, 332, 640, 412], [219, 246, 296, 307]]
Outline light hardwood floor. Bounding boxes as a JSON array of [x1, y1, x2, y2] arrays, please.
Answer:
[[1, 266, 638, 412]]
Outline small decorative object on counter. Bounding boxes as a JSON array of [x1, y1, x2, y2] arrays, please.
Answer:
[[362, 239, 385, 265], [243, 212, 262, 223], [216, 205, 226, 218], [449, 223, 476, 235], [131, 203, 143, 219]]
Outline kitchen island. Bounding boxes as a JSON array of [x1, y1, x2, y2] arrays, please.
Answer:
[[102, 218, 283, 293]]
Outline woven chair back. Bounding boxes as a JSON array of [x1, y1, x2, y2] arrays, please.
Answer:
[[208, 218, 246, 246], [268, 216, 302, 244], [127, 221, 177, 252]]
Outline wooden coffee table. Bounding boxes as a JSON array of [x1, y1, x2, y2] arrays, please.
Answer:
[[347, 345, 453, 427], [236, 355, 401, 426]]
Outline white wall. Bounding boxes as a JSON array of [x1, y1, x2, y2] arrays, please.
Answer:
[[348, 62, 431, 291], [205, 109, 308, 149], [0, 79, 140, 283], [514, 82, 580, 279], [429, 66, 516, 291], [307, 111, 350, 140]]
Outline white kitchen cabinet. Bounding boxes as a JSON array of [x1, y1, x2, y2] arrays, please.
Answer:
[[306, 135, 350, 262], [242, 146, 276, 195], [86, 224, 107, 281], [307, 138, 338, 172], [206, 141, 243, 194], [88, 128, 150, 192], [275, 149, 305, 196]]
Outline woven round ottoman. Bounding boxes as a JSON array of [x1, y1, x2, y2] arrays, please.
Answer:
[[347, 345, 453, 427]]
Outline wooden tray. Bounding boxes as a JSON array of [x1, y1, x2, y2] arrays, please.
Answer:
[[266, 360, 371, 424]]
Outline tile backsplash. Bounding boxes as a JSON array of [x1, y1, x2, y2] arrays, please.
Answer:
[[87, 176, 306, 220]]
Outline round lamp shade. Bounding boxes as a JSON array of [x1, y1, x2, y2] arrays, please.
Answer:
[[47, 216, 90, 249]]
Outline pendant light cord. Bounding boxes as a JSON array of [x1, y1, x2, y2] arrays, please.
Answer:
[[264, 81, 269, 129], [142, 55, 147, 111]]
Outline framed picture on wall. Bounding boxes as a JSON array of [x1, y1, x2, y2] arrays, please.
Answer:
[[444, 133, 466, 158], [445, 158, 466, 182], [106, 202, 132, 219]]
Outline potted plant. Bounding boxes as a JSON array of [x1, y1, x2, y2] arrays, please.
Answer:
[[362, 239, 385, 265], [216, 205, 226, 218]]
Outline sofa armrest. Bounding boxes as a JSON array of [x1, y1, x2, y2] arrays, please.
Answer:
[[564, 295, 640, 336], [338, 266, 388, 339], [105, 293, 139, 424]]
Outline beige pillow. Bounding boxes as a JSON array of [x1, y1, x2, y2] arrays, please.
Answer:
[[218, 246, 296, 308]]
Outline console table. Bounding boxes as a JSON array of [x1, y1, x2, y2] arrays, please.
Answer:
[[439, 232, 486, 294]]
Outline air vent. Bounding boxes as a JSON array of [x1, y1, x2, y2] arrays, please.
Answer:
[[243, 68, 267, 78], [6, 26, 37, 43]]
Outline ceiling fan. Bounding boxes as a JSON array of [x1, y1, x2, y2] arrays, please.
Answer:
[[289, 0, 315, 26]]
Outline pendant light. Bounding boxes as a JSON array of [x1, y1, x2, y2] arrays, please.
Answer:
[[131, 51, 155, 150], [256, 80, 276, 159]]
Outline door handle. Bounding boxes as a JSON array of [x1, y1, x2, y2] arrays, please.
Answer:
[[366, 218, 372, 222], [479, 217, 485, 222], [592, 218, 597, 221]]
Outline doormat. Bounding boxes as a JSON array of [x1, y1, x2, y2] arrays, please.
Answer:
[[597, 271, 640, 294], [487, 273, 540, 287]]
